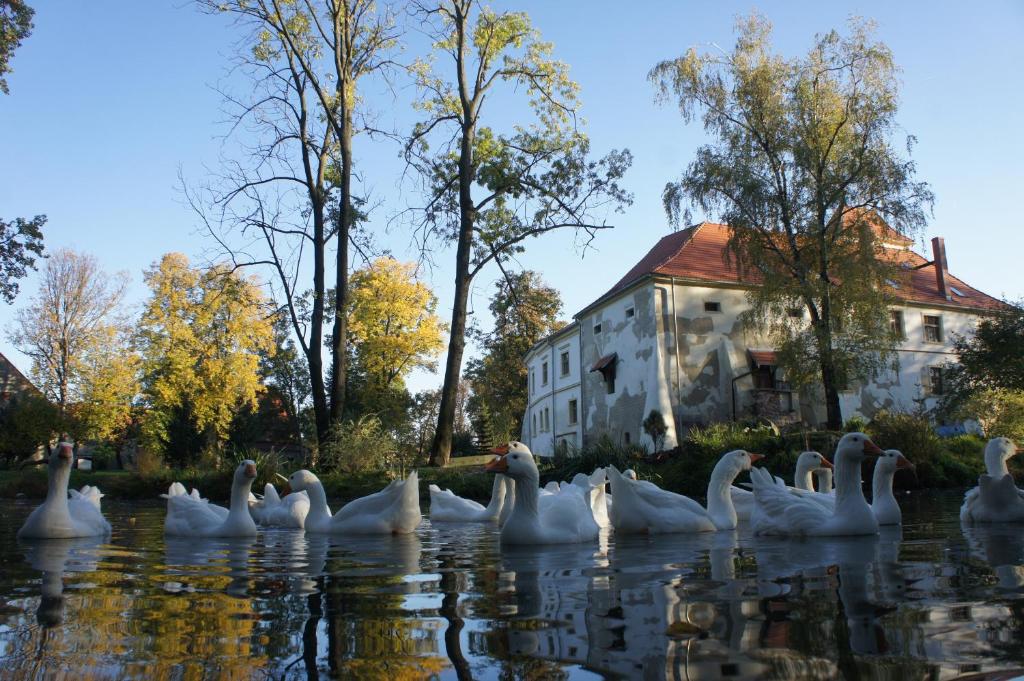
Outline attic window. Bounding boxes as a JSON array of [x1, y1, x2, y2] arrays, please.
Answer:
[[704, 301, 721, 313], [625, 307, 634, 319], [593, 323, 602, 334], [950, 286, 965, 297]]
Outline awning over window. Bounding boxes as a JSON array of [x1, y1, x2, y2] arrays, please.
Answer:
[[590, 353, 617, 373], [748, 349, 777, 368]]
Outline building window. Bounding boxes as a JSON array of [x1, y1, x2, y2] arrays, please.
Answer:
[[530, 371, 535, 394], [542, 361, 548, 385], [928, 367, 944, 395], [594, 323, 602, 334], [560, 351, 570, 377], [568, 399, 578, 425], [889, 310, 905, 339], [532, 413, 536, 436], [787, 308, 803, 318], [625, 307, 634, 319], [544, 407, 550, 431], [923, 315, 942, 343], [624, 431, 631, 444], [704, 301, 721, 313]]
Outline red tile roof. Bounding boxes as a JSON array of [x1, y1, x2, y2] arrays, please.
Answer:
[[583, 222, 1004, 315], [748, 350, 778, 367]]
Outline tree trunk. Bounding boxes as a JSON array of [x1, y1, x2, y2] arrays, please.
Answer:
[[819, 351, 844, 430], [329, 112, 352, 427], [309, 192, 330, 445]]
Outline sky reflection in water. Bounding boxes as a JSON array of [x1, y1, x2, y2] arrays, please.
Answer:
[[1, 492, 1024, 679]]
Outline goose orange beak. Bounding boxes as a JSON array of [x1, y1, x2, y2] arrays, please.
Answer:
[[820, 458, 834, 470], [896, 455, 915, 470], [490, 444, 509, 456], [245, 463, 257, 479], [280, 482, 292, 497], [485, 456, 508, 473], [749, 452, 764, 463], [863, 439, 883, 456], [58, 444, 73, 461]]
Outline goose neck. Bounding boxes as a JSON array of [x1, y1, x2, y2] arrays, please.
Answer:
[[705, 460, 738, 520], [305, 480, 330, 516], [509, 471, 540, 519], [985, 449, 1011, 478], [484, 474, 506, 514], [46, 464, 71, 507], [834, 452, 865, 507], [794, 461, 815, 491], [229, 476, 255, 515]]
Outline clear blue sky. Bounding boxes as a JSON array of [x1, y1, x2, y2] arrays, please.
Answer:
[[2, 1, 1022, 393]]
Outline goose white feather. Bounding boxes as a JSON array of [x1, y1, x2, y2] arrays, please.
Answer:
[[871, 449, 913, 525], [18, 443, 111, 539], [608, 450, 762, 534], [961, 438, 1024, 523], [731, 451, 834, 522], [286, 470, 421, 534], [486, 442, 598, 545], [430, 472, 509, 523], [251, 482, 310, 528], [751, 432, 881, 537], [164, 460, 259, 537]]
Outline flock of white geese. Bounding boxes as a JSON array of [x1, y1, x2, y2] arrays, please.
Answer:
[[15, 433, 1024, 547]]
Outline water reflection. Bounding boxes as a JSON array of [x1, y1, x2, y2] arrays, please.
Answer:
[[2, 495, 1024, 678]]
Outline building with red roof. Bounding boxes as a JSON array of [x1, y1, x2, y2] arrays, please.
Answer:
[[523, 221, 1002, 455]]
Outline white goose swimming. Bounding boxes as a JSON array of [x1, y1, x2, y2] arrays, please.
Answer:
[[485, 442, 599, 545], [18, 443, 111, 539], [751, 432, 881, 537], [815, 466, 834, 494], [961, 437, 1024, 523], [731, 451, 834, 521], [871, 449, 914, 525], [607, 450, 763, 534], [285, 470, 421, 534], [430, 472, 510, 523], [250, 481, 311, 529], [164, 460, 259, 537]]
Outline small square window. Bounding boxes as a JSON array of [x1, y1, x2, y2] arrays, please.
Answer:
[[625, 307, 634, 319], [923, 315, 942, 343], [704, 301, 721, 313], [594, 323, 602, 334]]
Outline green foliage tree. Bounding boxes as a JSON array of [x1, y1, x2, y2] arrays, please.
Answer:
[[0, 393, 57, 466], [464, 270, 563, 439], [0, 0, 33, 95], [941, 301, 1024, 439], [262, 310, 312, 445], [137, 253, 275, 465], [650, 14, 933, 429], [642, 409, 668, 453], [407, 0, 632, 465], [0, 215, 45, 303], [195, 0, 400, 444], [8, 249, 131, 425]]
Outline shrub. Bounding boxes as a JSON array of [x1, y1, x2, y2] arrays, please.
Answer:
[[89, 443, 118, 471], [843, 415, 869, 433], [866, 411, 942, 463], [0, 394, 58, 467], [642, 410, 668, 452], [320, 415, 398, 476], [135, 448, 168, 478]]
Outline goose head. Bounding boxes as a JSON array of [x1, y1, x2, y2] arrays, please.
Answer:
[[282, 469, 320, 495], [714, 449, 764, 477], [622, 469, 638, 481], [235, 459, 258, 485], [797, 450, 833, 472], [49, 442, 74, 472], [835, 432, 883, 462], [485, 441, 537, 482], [875, 449, 914, 474], [984, 437, 1022, 475]]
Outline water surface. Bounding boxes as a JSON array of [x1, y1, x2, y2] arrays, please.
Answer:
[[1, 491, 1023, 679]]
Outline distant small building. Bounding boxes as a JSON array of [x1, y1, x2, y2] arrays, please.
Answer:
[[0, 350, 43, 406], [523, 222, 1003, 456]]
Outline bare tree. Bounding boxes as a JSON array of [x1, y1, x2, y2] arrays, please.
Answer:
[[194, 0, 400, 443], [8, 249, 128, 415]]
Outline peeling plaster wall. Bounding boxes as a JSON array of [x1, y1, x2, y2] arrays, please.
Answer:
[[580, 285, 679, 451], [524, 325, 582, 457], [838, 305, 981, 420]]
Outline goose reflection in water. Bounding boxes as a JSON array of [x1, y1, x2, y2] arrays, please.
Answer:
[[962, 522, 1024, 590], [21, 535, 104, 628], [163, 535, 257, 597]]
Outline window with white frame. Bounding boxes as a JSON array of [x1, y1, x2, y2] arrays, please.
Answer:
[[923, 315, 943, 343]]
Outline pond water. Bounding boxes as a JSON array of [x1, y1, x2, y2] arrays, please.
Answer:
[[1, 491, 1024, 679]]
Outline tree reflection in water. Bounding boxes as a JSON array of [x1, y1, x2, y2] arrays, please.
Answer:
[[4, 495, 1024, 678]]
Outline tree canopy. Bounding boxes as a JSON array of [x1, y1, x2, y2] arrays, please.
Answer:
[[0, 215, 45, 303], [0, 0, 33, 94], [650, 14, 933, 428]]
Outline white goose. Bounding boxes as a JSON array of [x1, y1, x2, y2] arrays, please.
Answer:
[[250, 481, 310, 529], [430, 472, 510, 523], [871, 449, 914, 525], [961, 437, 1024, 523], [485, 442, 599, 545], [18, 443, 111, 539], [284, 470, 421, 534], [607, 450, 763, 534], [815, 466, 834, 494], [164, 460, 259, 537], [604, 468, 635, 518], [731, 451, 834, 521], [570, 469, 610, 528], [751, 432, 881, 537]]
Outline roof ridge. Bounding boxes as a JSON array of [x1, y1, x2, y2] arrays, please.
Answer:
[[649, 223, 704, 272]]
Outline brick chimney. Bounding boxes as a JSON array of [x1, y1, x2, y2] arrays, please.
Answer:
[[931, 236, 949, 299]]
